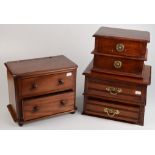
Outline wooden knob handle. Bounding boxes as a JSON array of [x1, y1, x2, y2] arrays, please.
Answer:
[[32, 83, 38, 89], [58, 79, 64, 85], [60, 100, 66, 106], [32, 106, 39, 113]]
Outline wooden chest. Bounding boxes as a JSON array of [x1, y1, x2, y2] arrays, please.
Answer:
[[83, 61, 151, 125], [92, 27, 150, 78], [5, 55, 78, 126]]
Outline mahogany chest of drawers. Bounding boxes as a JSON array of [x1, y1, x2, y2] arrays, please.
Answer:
[[92, 27, 150, 78], [83, 27, 151, 126], [83, 61, 151, 125], [5, 55, 78, 126]]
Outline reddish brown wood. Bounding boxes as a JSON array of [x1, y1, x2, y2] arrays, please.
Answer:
[[22, 92, 74, 121], [85, 77, 146, 105], [93, 27, 150, 42], [5, 55, 78, 126], [93, 54, 144, 78], [83, 27, 151, 126], [5, 55, 77, 77], [83, 61, 151, 126], [19, 72, 74, 98], [94, 37, 147, 59], [84, 61, 151, 85], [84, 96, 140, 124], [92, 27, 150, 78]]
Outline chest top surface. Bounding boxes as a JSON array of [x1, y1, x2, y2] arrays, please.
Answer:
[[5, 55, 77, 76], [93, 27, 150, 42]]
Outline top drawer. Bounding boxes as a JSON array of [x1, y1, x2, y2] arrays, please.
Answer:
[[94, 38, 147, 58], [19, 71, 75, 98], [85, 78, 147, 105]]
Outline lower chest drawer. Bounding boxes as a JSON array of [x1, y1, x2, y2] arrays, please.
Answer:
[[84, 97, 141, 124], [93, 55, 144, 78], [22, 91, 75, 121], [85, 78, 146, 105]]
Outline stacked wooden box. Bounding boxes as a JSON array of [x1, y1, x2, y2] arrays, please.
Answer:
[[83, 27, 151, 125]]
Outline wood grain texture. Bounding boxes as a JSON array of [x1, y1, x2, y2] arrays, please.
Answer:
[[83, 61, 151, 126], [84, 77, 146, 105], [83, 60, 151, 85], [94, 37, 147, 59], [22, 92, 74, 121], [84, 96, 141, 124], [92, 55, 144, 78], [82, 27, 151, 126], [93, 27, 150, 42], [5, 55, 78, 126], [20, 71, 74, 98], [5, 55, 78, 77]]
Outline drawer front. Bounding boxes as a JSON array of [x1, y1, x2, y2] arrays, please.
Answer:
[[20, 72, 74, 97], [84, 97, 140, 124], [22, 92, 75, 121], [93, 55, 144, 76], [95, 38, 147, 58], [86, 79, 146, 105]]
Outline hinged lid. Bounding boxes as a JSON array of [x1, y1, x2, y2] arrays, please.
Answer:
[[5, 55, 78, 77], [93, 27, 150, 43]]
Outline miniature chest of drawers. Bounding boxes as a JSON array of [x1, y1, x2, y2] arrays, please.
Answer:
[[92, 27, 150, 78], [83, 61, 151, 125], [5, 55, 78, 126], [83, 27, 151, 126]]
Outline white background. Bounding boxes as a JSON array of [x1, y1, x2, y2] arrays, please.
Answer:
[[0, 24, 154, 129], [0, 1, 155, 155]]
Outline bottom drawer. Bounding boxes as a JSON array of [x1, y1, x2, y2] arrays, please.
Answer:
[[84, 97, 141, 124], [22, 91, 75, 121]]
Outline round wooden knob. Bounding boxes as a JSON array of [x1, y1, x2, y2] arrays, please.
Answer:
[[32, 106, 39, 113], [58, 79, 64, 85], [32, 83, 38, 89], [60, 100, 66, 106]]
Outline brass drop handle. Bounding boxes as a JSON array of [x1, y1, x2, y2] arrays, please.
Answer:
[[116, 43, 125, 52], [106, 87, 122, 95], [60, 100, 66, 106], [58, 79, 64, 85], [114, 61, 122, 69], [32, 82, 38, 89], [32, 106, 39, 113], [104, 108, 120, 117]]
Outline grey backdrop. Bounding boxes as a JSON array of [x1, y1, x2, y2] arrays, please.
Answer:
[[0, 24, 154, 129]]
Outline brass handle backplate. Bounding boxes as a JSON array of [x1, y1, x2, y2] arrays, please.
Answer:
[[116, 43, 125, 52], [104, 108, 120, 117], [106, 87, 122, 95], [114, 61, 122, 69]]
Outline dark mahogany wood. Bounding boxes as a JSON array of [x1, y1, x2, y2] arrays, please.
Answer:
[[93, 27, 150, 42], [92, 54, 144, 78], [83, 27, 151, 126], [5, 55, 78, 126], [22, 92, 74, 121], [92, 27, 150, 78], [84, 96, 141, 124], [83, 61, 151, 126], [93, 37, 148, 59]]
